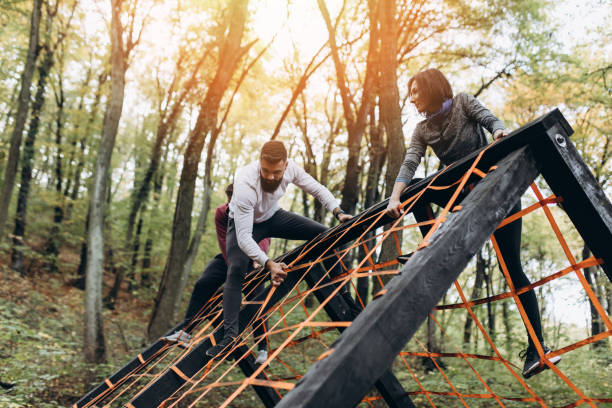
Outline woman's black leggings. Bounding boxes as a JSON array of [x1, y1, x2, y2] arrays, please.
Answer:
[[411, 179, 544, 348]]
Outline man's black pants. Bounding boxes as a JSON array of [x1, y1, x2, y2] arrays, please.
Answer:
[[181, 253, 267, 350], [223, 209, 330, 339]]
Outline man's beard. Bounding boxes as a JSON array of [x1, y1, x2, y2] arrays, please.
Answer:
[[261, 177, 282, 193]]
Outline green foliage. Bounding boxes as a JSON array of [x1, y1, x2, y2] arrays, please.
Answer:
[[0, 0, 609, 405]]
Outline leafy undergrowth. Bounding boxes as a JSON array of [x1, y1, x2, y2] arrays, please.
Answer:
[[0, 263, 150, 407], [0, 258, 610, 407]]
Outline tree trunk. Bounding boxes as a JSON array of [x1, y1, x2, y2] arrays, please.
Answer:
[[141, 159, 165, 288], [177, 126, 220, 313], [73, 205, 89, 290], [357, 108, 386, 306], [316, 0, 375, 216], [582, 245, 604, 348], [147, 0, 249, 341], [315, 118, 339, 223], [424, 314, 443, 372], [374, 0, 406, 294], [463, 250, 486, 347], [69, 72, 107, 207], [0, 86, 19, 172], [45, 61, 67, 273], [63, 67, 92, 199], [0, 0, 42, 240], [84, 0, 128, 363], [11, 46, 54, 274]]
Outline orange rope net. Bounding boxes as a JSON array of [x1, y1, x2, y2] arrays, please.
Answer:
[[79, 153, 611, 408]]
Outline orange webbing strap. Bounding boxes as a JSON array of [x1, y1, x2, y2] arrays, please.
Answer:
[[392, 231, 402, 254], [426, 314, 507, 407], [351, 268, 399, 279], [372, 289, 387, 300], [491, 231, 554, 359], [137, 354, 145, 364], [401, 357, 436, 407], [316, 348, 334, 361], [399, 351, 508, 364], [284, 327, 337, 347], [407, 390, 536, 402], [257, 321, 351, 338], [418, 145, 491, 249], [104, 378, 114, 389], [496, 194, 562, 230], [435, 257, 603, 311], [452, 280, 545, 405], [245, 378, 295, 390], [553, 330, 612, 357], [530, 183, 612, 331], [170, 365, 194, 384], [472, 167, 487, 178], [359, 238, 377, 267]]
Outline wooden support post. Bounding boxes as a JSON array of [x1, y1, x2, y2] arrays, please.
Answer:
[[275, 147, 539, 408], [304, 264, 416, 408], [529, 115, 612, 281]]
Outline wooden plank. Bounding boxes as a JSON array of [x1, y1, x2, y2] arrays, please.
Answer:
[[275, 147, 539, 408], [75, 332, 172, 407], [303, 264, 415, 408]]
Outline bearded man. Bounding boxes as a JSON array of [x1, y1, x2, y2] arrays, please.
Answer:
[[206, 140, 352, 358]]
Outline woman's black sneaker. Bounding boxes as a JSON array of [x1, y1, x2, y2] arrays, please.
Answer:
[[520, 344, 561, 378]]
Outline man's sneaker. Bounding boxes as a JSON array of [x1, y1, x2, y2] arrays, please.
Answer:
[[520, 344, 561, 378], [255, 349, 268, 365], [205, 336, 236, 359], [162, 330, 193, 344]]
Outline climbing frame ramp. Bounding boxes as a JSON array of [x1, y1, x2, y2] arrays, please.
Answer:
[[76, 109, 612, 407]]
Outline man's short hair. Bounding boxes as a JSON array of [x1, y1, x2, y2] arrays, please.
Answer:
[[260, 140, 287, 163], [225, 183, 233, 198]]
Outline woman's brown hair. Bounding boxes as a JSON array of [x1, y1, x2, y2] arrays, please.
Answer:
[[408, 68, 453, 113]]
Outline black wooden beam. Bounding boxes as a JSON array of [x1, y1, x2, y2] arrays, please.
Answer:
[[530, 120, 612, 281], [275, 146, 540, 408], [128, 261, 315, 407], [304, 264, 416, 408], [75, 334, 170, 407]]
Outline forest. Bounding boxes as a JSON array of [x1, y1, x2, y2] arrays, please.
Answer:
[[0, 0, 609, 406]]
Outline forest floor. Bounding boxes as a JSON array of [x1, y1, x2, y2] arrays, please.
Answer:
[[0, 252, 152, 408], [1, 248, 610, 407]]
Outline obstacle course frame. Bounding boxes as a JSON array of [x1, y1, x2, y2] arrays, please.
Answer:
[[75, 109, 612, 408]]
